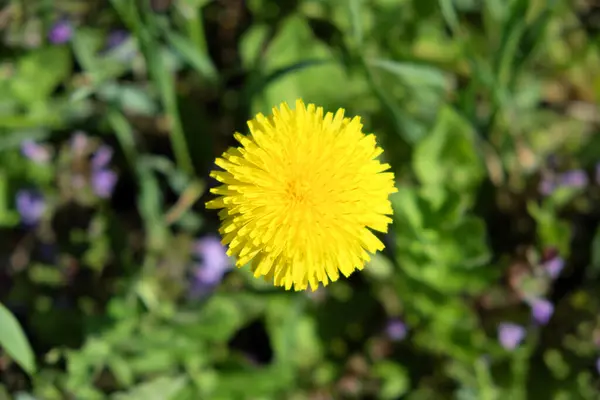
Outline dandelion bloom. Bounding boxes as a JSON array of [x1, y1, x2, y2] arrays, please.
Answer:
[[206, 100, 397, 291]]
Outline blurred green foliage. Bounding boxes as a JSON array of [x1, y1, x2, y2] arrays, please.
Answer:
[[0, 0, 599, 398]]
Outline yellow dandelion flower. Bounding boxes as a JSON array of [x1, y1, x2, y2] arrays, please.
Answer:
[[206, 99, 397, 291]]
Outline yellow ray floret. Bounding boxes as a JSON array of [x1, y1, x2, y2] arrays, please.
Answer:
[[206, 99, 397, 291]]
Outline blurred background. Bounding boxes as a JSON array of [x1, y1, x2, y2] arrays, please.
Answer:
[[0, 0, 599, 398]]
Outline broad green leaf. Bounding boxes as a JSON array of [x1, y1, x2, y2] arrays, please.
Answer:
[[588, 225, 600, 279], [97, 82, 158, 115], [10, 47, 71, 104], [111, 376, 187, 400], [390, 188, 423, 230], [164, 31, 218, 83], [249, 16, 352, 114], [194, 294, 262, 341], [365, 253, 395, 279], [0, 303, 36, 374], [0, 172, 19, 226], [373, 361, 410, 399], [369, 58, 448, 90], [527, 201, 571, 256], [543, 349, 570, 380], [413, 106, 485, 191], [212, 367, 290, 398], [13, 393, 39, 400], [349, 0, 364, 48], [428, 217, 491, 269]]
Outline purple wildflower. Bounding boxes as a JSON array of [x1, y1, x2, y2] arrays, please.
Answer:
[[91, 169, 118, 199], [48, 20, 73, 44], [190, 236, 230, 296], [88, 143, 117, 199], [385, 318, 408, 341], [106, 30, 129, 49], [543, 256, 564, 279], [91, 145, 114, 169], [16, 190, 45, 226], [193, 236, 229, 275], [530, 298, 554, 325], [498, 323, 526, 350], [21, 140, 50, 163], [557, 170, 588, 188]]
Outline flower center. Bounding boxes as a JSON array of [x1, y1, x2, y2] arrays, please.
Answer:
[[285, 178, 311, 204]]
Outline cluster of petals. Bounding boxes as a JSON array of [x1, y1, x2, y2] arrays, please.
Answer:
[[207, 100, 397, 291]]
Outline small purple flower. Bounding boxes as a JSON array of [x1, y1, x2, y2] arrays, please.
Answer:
[[498, 323, 526, 350], [385, 318, 407, 341], [557, 170, 588, 188], [92, 145, 113, 169], [530, 298, 554, 325], [498, 322, 527, 350], [190, 236, 230, 296], [106, 30, 129, 49], [543, 256, 564, 279], [21, 140, 50, 163], [193, 236, 229, 274], [48, 20, 73, 44], [91, 169, 118, 199], [16, 190, 45, 226]]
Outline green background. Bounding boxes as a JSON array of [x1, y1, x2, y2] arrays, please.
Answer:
[[0, 0, 599, 398]]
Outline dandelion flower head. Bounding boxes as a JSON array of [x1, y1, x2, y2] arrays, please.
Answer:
[[206, 100, 397, 291]]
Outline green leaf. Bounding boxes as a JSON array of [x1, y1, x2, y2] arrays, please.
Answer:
[[10, 47, 71, 104], [390, 188, 423, 230], [429, 217, 491, 269], [164, 31, 218, 83], [413, 106, 485, 191], [248, 16, 351, 114], [349, 0, 365, 48], [0, 172, 19, 226], [69, 28, 134, 101], [0, 303, 36, 374], [372, 361, 410, 399], [365, 252, 395, 279], [543, 349, 570, 380], [527, 201, 571, 256], [363, 60, 427, 144], [588, 225, 600, 279], [194, 294, 261, 341], [111, 376, 187, 400], [368, 58, 448, 90], [211, 367, 289, 398], [97, 82, 158, 115]]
